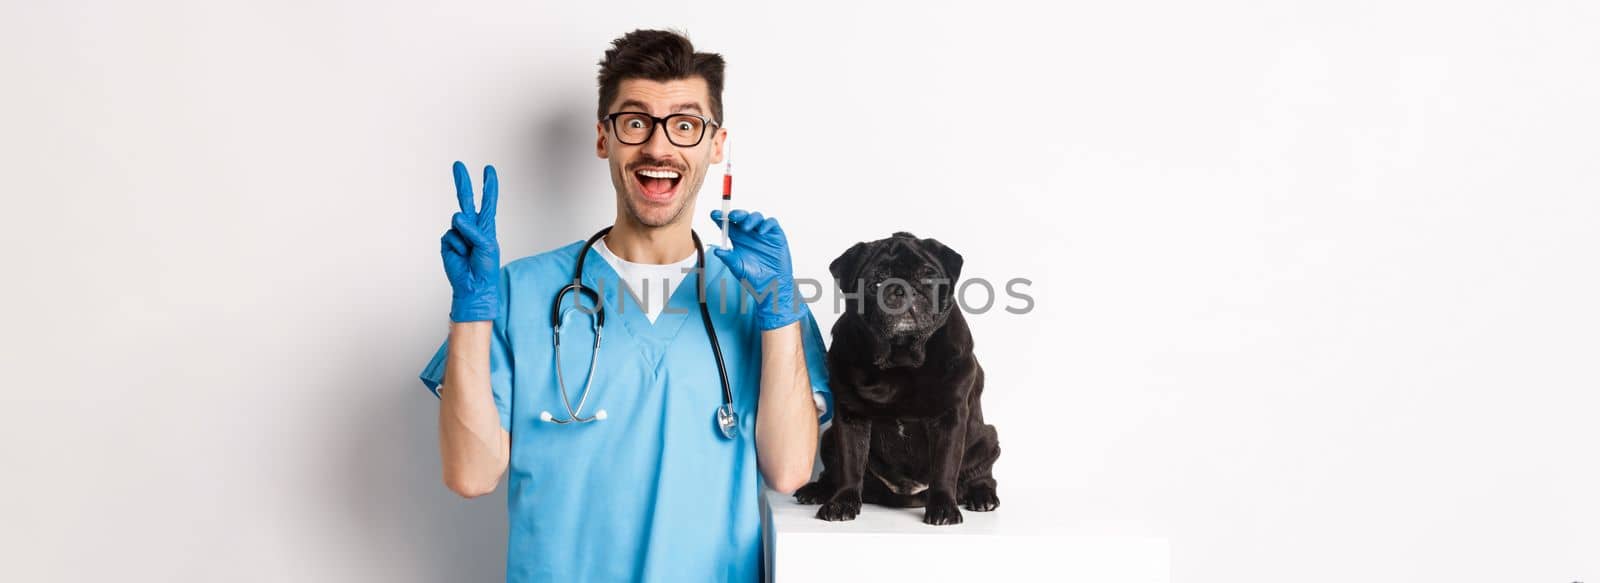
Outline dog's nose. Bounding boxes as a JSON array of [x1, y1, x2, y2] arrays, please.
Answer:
[[884, 287, 911, 310]]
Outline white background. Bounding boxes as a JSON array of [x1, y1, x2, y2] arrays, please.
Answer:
[[3, 1, 1597, 581]]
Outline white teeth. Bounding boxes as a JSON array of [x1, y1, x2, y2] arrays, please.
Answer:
[[637, 169, 680, 179]]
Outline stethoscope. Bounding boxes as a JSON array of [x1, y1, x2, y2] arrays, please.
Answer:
[[538, 226, 740, 440]]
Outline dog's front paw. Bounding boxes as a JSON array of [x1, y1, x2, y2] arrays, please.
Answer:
[[793, 481, 829, 505], [960, 484, 1000, 512], [816, 491, 862, 522], [923, 497, 964, 526]]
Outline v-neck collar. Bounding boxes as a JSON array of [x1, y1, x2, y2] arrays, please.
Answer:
[[577, 237, 723, 372]]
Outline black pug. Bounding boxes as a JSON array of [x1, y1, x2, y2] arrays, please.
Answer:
[[794, 232, 1001, 525]]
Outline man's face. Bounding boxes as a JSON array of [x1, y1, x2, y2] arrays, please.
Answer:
[[596, 77, 727, 229]]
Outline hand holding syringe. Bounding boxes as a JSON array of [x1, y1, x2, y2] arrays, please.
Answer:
[[708, 206, 802, 331]]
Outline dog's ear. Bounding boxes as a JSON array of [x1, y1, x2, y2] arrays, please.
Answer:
[[919, 237, 964, 283], [829, 242, 871, 293]]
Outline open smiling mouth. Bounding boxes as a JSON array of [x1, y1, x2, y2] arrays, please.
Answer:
[[633, 168, 682, 202]]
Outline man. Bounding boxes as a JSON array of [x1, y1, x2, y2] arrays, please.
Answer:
[[417, 29, 832, 582]]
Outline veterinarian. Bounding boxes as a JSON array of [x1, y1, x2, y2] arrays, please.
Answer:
[[417, 30, 833, 582]]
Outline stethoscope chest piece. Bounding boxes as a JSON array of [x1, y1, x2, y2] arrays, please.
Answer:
[[716, 403, 739, 439]]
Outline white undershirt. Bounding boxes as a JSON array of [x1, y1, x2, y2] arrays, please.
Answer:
[[593, 237, 699, 324], [591, 236, 829, 419]]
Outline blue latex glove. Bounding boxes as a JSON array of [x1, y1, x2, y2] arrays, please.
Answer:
[[439, 161, 501, 322], [710, 209, 802, 331]]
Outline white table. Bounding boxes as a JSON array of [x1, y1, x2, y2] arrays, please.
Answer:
[[760, 487, 1170, 582]]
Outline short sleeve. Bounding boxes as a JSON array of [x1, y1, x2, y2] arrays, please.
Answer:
[[417, 269, 514, 432], [798, 305, 834, 425]]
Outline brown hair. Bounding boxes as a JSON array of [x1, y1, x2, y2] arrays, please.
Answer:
[[596, 29, 726, 125]]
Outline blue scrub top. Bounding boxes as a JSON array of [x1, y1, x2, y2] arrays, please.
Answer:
[[419, 238, 834, 583]]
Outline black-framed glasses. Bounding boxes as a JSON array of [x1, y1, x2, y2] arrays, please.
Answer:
[[601, 111, 720, 147]]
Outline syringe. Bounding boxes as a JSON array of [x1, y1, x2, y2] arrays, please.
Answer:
[[720, 145, 732, 250]]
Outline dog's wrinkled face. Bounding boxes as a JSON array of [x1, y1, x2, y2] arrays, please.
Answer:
[[830, 232, 964, 368]]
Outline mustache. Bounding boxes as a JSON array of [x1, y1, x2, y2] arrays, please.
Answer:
[[627, 157, 687, 173]]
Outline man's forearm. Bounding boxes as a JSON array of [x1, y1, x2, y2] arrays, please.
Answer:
[[439, 320, 510, 497], [753, 321, 818, 493]]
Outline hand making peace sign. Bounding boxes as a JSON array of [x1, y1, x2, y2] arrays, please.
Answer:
[[440, 161, 502, 322]]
